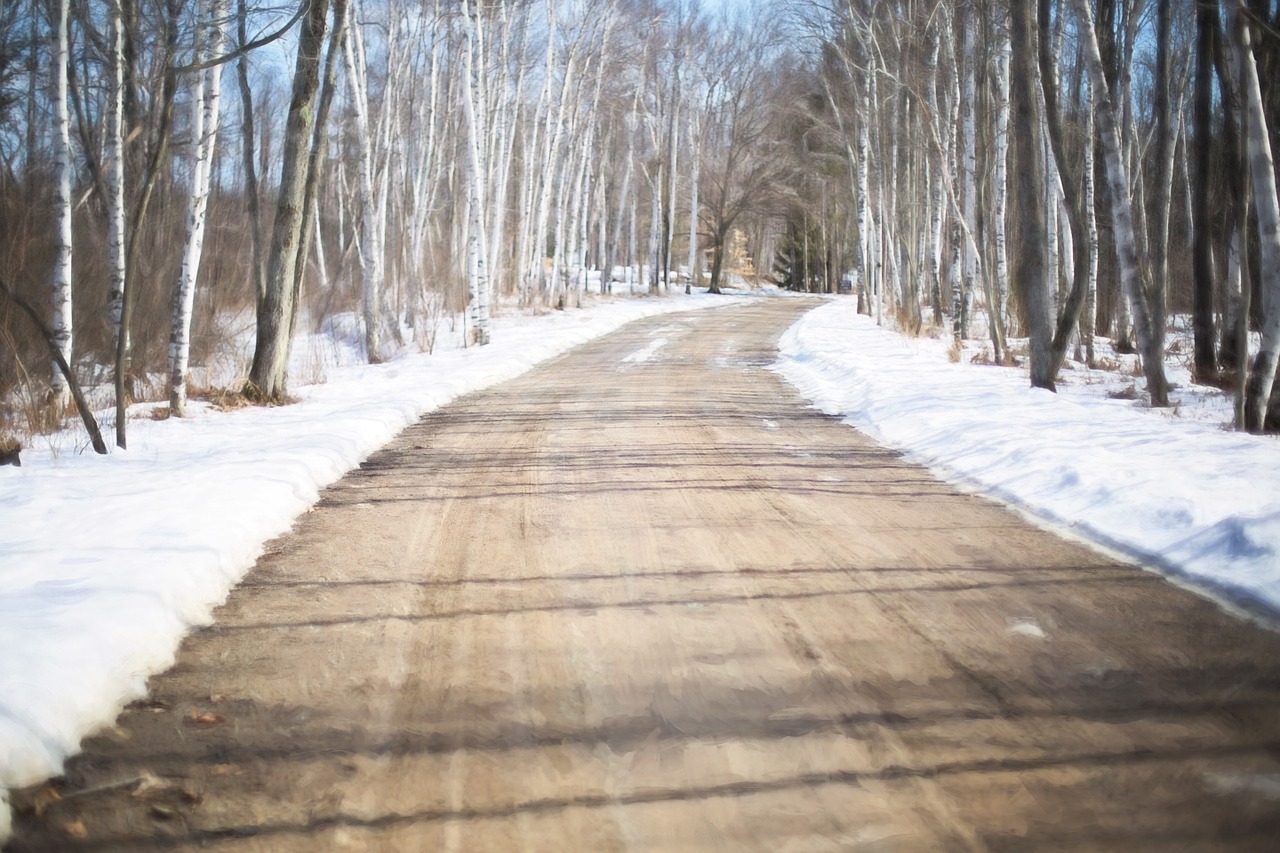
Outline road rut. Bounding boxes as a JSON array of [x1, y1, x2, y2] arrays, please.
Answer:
[[9, 298, 1280, 851]]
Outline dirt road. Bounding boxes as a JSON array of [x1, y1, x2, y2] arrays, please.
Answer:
[[9, 298, 1280, 851]]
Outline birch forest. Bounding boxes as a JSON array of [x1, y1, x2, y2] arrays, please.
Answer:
[[1, 0, 1279, 452]]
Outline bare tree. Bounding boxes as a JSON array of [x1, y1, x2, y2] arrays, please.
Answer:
[[248, 0, 345, 400], [1011, 0, 1054, 390], [1227, 2, 1280, 432], [1071, 0, 1168, 406]]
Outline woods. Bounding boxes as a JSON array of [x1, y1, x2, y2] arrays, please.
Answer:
[[1, 0, 1279, 449]]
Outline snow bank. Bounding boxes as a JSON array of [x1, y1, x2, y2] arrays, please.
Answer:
[[0, 291, 747, 828], [775, 299, 1280, 618]]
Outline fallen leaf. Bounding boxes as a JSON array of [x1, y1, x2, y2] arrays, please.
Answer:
[[186, 710, 225, 726], [30, 786, 61, 818], [63, 819, 87, 839]]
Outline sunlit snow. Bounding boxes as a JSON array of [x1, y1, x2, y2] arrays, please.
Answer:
[[0, 291, 747, 828], [3, 292, 1278, 839], [775, 299, 1280, 621]]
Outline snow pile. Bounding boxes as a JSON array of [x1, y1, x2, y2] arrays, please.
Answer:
[[776, 299, 1280, 616], [0, 291, 747, 823]]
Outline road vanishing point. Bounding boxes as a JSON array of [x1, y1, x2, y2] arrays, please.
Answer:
[[9, 298, 1280, 851]]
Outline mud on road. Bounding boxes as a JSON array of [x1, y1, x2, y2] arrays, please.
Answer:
[[9, 298, 1280, 851]]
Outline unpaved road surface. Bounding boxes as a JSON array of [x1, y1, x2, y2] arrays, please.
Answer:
[[9, 298, 1280, 851]]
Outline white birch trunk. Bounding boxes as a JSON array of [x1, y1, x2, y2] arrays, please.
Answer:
[[1083, 82, 1099, 365], [960, 15, 979, 340], [50, 0, 73, 406], [1072, 0, 1167, 405], [647, 159, 662, 294], [106, 0, 126, 351], [461, 0, 491, 344], [343, 0, 384, 361], [169, 0, 227, 414], [687, 105, 701, 293], [924, 25, 944, 326], [857, 67, 872, 315], [1228, 2, 1280, 430], [992, 28, 1011, 345]]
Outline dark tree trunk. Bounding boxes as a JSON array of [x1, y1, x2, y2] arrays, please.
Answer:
[[1192, 0, 1219, 380], [247, 0, 332, 401], [1011, 0, 1054, 391], [1039, 0, 1091, 378]]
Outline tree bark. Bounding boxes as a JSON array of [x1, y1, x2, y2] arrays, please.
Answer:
[[1010, 0, 1054, 391], [1228, 2, 1280, 432], [461, 0, 492, 343], [50, 0, 73, 408], [1038, 0, 1091, 377], [1192, 0, 1219, 380], [992, 20, 1011, 357], [1071, 0, 1168, 406], [169, 0, 227, 414], [247, 0, 332, 400], [1149, 0, 1174, 380], [106, 0, 127, 372]]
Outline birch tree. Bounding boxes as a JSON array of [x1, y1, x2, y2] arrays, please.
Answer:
[[1038, 0, 1091, 377], [460, 0, 491, 344], [105, 0, 127, 388], [342, 0, 387, 361], [248, 0, 341, 399], [1191, 0, 1220, 379], [990, 16, 1011, 353], [1071, 0, 1168, 406], [49, 0, 73, 408], [1010, 0, 1054, 390], [169, 0, 228, 415], [1227, 2, 1280, 432]]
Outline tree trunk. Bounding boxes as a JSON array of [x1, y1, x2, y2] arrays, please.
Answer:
[[50, 0, 73, 408], [992, 21, 1011, 358], [1149, 0, 1174, 379], [236, 0, 266, 305], [1071, 0, 1168, 406], [1191, 0, 1219, 380], [1228, 2, 1280, 432], [462, 0, 492, 342], [247, 0, 332, 400], [106, 0, 126, 375], [687, 106, 701, 293], [169, 0, 227, 414], [1083, 82, 1099, 366], [1038, 0, 1092, 377], [342, 0, 384, 362], [1010, 0, 1054, 391]]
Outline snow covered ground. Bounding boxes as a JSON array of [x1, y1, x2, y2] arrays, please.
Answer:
[[0, 289, 747, 838], [776, 298, 1280, 624], [3, 290, 1278, 839]]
